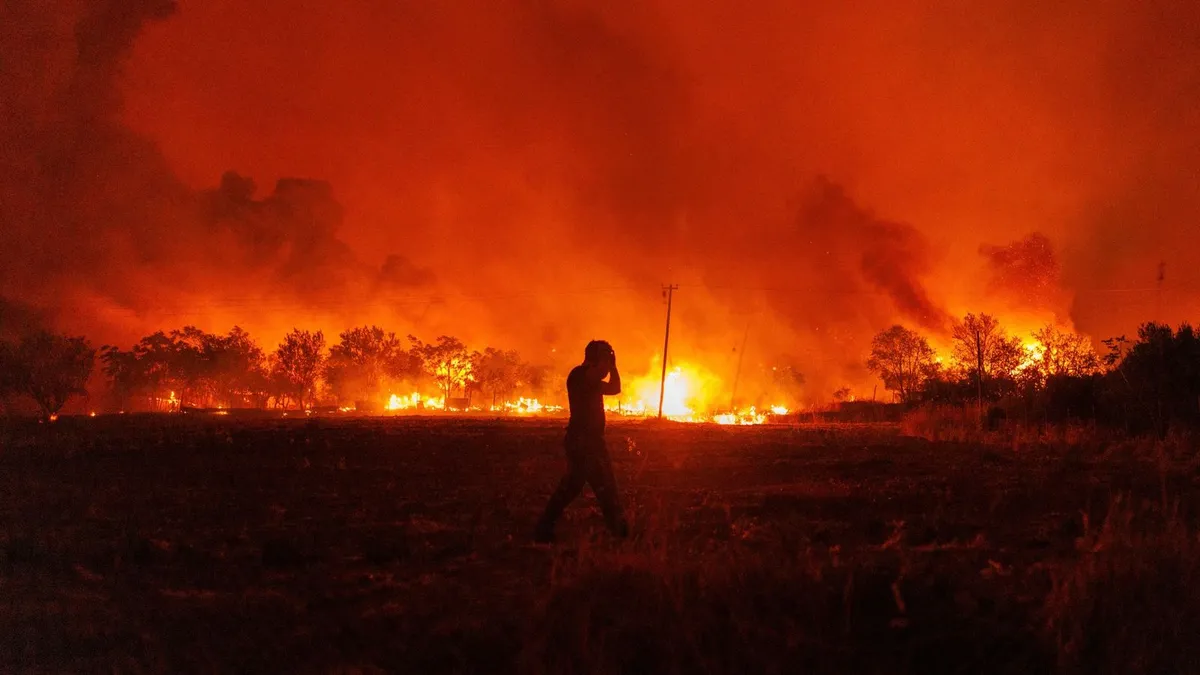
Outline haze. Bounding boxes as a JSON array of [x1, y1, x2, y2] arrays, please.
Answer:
[[3, 0, 1198, 400]]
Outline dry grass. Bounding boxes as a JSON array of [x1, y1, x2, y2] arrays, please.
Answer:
[[1043, 495, 1200, 674], [2, 416, 1199, 673], [902, 404, 1120, 450]]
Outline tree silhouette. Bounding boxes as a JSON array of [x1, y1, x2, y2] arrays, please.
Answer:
[[518, 362, 550, 400], [10, 331, 95, 420], [866, 325, 936, 403], [167, 326, 211, 407], [1108, 322, 1200, 434], [205, 327, 268, 408], [951, 313, 1022, 400], [132, 331, 180, 409], [1029, 325, 1099, 381], [326, 326, 403, 404], [101, 327, 273, 411], [102, 331, 183, 411], [99, 345, 139, 411], [474, 347, 522, 409], [272, 329, 326, 410], [411, 335, 474, 403]]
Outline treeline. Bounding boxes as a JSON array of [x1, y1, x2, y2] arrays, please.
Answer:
[[0, 326, 550, 419], [868, 315, 1200, 435]]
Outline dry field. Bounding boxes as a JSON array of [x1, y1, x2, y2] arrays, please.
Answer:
[[2, 416, 1199, 673]]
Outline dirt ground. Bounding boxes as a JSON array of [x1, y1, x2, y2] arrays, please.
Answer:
[[2, 416, 1197, 673]]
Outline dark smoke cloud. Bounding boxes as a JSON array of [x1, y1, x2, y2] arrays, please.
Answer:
[[0, 297, 46, 339], [795, 179, 948, 333], [0, 0, 434, 343], [4, 0, 1200, 400]]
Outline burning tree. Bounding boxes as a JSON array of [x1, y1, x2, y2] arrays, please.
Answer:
[[1029, 325, 1099, 380], [325, 326, 406, 405], [160, 326, 269, 408], [133, 332, 180, 407], [951, 313, 1022, 399], [167, 327, 213, 407], [101, 331, 182, 411], [99, 345, 138, 411], [866, 325, 936, 403], [519, 362, 551, 400], [8, 331, 96, 420], [100, 327, 271, 411], [473, 347, 523, 409], [205, 327, 269, 408], [271, 329, 326, 409], [410, 335, 474, 403]]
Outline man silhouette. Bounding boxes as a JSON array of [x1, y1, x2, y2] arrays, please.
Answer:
[[535, 340, 629, 543]]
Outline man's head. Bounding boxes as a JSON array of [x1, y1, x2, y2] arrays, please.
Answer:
[[584, 340, 615, 367]]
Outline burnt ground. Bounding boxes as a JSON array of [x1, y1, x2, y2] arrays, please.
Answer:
[[2, 416, 1199, 673]]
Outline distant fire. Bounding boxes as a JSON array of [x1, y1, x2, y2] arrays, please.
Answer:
[[385, 392, 444, 411], [712, 408, 766, 425], [607, 362, 790, 425], [377, 392, 561, 416], [347, 360, 791, 424], [1019, 341, 1044, 372], [502, 397, 562, 414]]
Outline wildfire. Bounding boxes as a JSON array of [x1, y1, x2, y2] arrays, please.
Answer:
[[713, 407, 766, 425], [608, 365, 702, 421], [1018, 341, 1044, 372], [385, 392, 445, 411], [646, 367, 698, 420], [329, 361, 790, 424], [501, 397, 557, 414], [607, 363, 790, 425]]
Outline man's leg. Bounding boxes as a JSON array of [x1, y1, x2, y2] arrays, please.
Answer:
[[584, 437, 628, 537], [535, 439, 587, 541]]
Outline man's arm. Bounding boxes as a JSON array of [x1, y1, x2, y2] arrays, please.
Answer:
[[601, 360, 621, 396]]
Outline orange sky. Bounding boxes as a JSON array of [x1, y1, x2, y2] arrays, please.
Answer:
[[3, 0, 1199, 401]]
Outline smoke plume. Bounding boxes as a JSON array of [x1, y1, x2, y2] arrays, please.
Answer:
[[3, 0, 1200, 402]]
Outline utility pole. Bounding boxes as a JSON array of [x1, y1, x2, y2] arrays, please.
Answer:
[[976, 330, 984, 427], [729, 321, 751, 411], [658, 284, 679, 419]]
